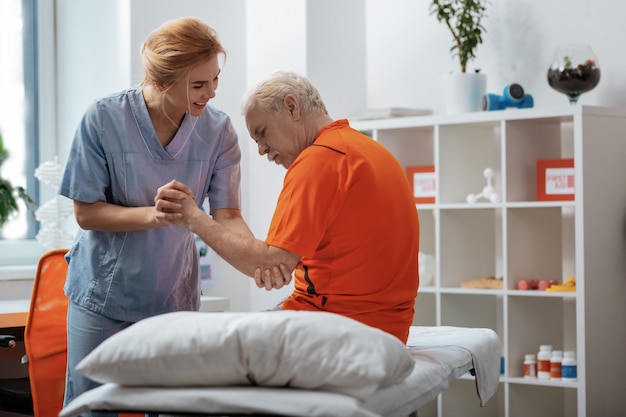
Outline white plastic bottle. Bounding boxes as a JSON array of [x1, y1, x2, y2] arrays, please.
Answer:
[[561, 351, 578, 382], [537, 344, 552, 380], [523, 354, 537, 378], [550, 350, 563, 380]]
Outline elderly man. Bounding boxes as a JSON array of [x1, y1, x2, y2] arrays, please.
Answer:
[[156, 71, 419, 343]]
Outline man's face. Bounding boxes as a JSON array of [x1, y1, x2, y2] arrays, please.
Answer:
[[245, 100, 303, 169]]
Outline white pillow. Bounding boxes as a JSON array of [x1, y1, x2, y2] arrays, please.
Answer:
[[76, 310, 415, 400]]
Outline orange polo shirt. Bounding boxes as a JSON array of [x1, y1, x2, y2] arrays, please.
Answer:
[[266, 119, 419, 343]]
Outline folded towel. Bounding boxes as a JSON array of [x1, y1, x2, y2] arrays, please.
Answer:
[[407, 326, 501, 406]]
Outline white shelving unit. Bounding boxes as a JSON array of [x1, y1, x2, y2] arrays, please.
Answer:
[[350, 105, 626, 417]]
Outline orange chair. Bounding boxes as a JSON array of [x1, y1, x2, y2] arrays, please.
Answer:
[[0, 249, 143, 417], [24, 248, 70, 417], [22, 248, 144, 417]]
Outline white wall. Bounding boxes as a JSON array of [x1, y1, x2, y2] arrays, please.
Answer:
[[52, 0, 626, 312], [243, 0, 306, 311], [365, 0, 626, 112], [55, 0, 131, 238], [55, 0, 131, 167]]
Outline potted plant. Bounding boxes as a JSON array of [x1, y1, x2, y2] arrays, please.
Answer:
[[430, 0, 488, 73], [0, 130, 35, 229], [430, 0, 489, 113]]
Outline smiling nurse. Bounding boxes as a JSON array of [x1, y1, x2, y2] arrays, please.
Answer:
[[58, 17, 253, 417]]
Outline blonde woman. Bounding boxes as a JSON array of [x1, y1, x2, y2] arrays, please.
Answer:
[[59, 18, 250, 414]]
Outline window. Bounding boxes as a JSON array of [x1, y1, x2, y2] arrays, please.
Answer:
[[0, 0, 39, 241], [0, 0, 47, 268]]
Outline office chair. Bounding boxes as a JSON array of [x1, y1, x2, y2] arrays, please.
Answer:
[[0, 249, 70, 416], [1, 248, 146, 417], [24, 248, 71, 417]]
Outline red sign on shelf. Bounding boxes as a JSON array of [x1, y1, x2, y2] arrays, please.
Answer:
[[406, 165, 436, 204], [537, 159, 575, 201]]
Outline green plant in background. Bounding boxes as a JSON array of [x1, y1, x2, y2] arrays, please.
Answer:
[[430, 0, 489, 73], [0, 130, 36, 228]]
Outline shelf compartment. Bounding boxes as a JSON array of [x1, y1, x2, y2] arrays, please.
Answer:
[[438, 122, 501, 204], [504, 117, 574, 202], [506, 206, 575, 289], [440, 208, 502, 287], [509, 383, 577, 417], [440, 294, 502, 333], [508, 296, 577, 379]]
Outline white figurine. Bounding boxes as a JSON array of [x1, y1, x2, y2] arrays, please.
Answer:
[[34, 157, 74, 249], [466, 167, 500, 203]]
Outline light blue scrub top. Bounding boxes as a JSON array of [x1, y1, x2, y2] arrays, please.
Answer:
[[59, 86, 242, 322]]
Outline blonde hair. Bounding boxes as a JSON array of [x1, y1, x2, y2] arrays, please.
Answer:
[[241, 70, 328, 116], [141, 17, 225, 91]]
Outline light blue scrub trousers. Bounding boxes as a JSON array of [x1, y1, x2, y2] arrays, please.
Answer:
[[64, 301, 135, 417]]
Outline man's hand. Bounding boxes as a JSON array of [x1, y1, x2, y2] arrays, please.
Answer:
[[254, 264, 294, 290]]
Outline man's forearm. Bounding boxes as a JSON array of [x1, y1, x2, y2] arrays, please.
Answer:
[[211, 208, 254, 238], [189, 210, 294, 277]]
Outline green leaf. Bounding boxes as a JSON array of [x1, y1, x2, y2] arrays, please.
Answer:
[[0, 179, 20, 227], [430, 0, 489, 73], [0, 131, 38, 228]]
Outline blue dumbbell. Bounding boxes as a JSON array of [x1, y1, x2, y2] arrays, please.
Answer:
[[482, 83, 534, 111]]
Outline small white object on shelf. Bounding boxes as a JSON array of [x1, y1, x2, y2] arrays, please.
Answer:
[[466, 167, 500, 203]]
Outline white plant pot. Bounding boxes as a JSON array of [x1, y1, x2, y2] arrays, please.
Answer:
[[442, 72, 487, 114]]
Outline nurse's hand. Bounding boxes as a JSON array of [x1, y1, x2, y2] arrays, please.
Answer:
[[154, 179, 195, 224]]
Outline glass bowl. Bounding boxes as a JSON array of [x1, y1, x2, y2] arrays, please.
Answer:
[[547, 44, 601, 104]]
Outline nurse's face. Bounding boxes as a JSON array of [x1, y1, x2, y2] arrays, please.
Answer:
[[165, 55, 221, 117]]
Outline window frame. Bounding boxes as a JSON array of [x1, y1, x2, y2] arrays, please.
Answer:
[[23, 0, 41, 238], [0, 0, 56, 268]]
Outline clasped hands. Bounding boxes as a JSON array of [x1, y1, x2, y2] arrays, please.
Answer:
[[154, 179, 197, 227]]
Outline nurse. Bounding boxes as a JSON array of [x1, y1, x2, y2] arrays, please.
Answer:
[[59, 17, 253, 415]]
